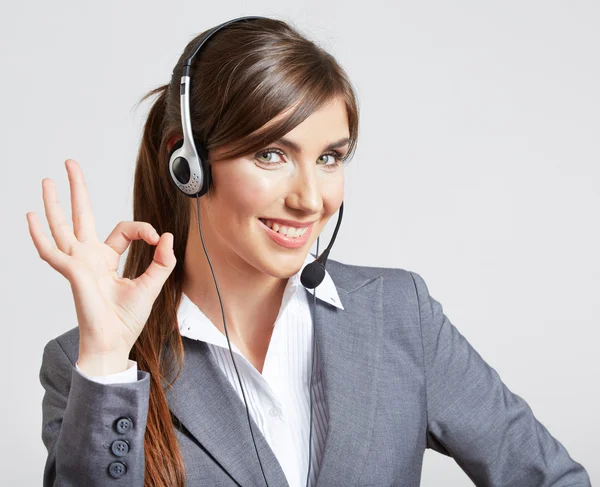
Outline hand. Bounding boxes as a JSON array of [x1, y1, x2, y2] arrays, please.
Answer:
[[27, 159, 176, 374]]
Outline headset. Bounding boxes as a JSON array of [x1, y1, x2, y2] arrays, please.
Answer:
[[167, 15, 344, 487]]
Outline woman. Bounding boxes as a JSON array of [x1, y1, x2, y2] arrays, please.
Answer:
[[30, 16, 591, 487]]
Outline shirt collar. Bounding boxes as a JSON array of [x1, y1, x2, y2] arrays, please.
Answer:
[[177, 253, 344, 345]]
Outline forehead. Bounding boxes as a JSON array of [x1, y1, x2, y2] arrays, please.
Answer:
[[265, 96, 348, 138], [281, 97, 349, 142]]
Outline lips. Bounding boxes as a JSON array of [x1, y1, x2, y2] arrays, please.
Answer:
[[258, 218, 313, 249]]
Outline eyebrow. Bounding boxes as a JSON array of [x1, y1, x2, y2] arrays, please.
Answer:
[[274, 136, 350, 153]]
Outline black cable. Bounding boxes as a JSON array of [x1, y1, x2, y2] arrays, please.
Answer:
[[195, 195, 270, 487]]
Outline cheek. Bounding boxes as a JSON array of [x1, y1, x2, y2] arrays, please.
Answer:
[[218, 166, 279, 216], [322, 174, 345, 209]]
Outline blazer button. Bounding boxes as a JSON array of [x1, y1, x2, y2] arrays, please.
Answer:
[[114, 417, 133, 434], [108, 461, 127, 478], [111, 439, 130, 457]]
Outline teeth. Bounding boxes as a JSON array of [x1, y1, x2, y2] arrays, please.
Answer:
[[262, 219, 308, 238]]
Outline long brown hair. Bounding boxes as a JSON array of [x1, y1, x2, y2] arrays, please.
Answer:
[[124, 16, 360, 486]]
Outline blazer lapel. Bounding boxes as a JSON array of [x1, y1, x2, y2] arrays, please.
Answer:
[[165, 337, 290, 487], [313, 273, 383, 487]]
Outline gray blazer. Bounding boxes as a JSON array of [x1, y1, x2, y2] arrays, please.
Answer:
[[39, 259, 591, 486]]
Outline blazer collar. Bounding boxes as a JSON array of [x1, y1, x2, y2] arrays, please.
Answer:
[[165, 259, 382, 487]]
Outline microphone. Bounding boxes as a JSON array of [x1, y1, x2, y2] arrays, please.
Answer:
[[300, 201, 344, 289]]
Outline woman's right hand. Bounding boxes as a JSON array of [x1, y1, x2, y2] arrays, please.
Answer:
[[27, 159, 177, 375]]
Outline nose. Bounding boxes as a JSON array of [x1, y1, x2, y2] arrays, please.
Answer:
[[284, 163, 323, 214]]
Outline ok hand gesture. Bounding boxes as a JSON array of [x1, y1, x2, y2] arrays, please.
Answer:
[[27, 159, 176, 375]]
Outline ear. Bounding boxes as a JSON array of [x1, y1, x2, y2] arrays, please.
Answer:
[[167, 134, 183, 153]]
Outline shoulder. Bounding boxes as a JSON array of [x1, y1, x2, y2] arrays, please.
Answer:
[[44, 325, 80, 366], [39, 326, 80, 396]]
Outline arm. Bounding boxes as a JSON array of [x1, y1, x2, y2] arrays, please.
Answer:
[[410, 271, 591, 487], [40, 338, 150, 486]]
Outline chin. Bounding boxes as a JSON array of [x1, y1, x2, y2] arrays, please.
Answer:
[[257, 251, 307, 279]]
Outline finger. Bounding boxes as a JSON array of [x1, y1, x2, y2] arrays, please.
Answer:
[[42, 178, 79, 254], [104, 221, 161, 256], [66, 159, 97, 242], [133, 232, 176, 298], [26, 212, 71, 275]]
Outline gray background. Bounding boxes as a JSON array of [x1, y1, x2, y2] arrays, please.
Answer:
[[2, 1, 598, 485]]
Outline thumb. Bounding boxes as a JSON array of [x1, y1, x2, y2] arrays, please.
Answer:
[[133, 232, 177, 298]]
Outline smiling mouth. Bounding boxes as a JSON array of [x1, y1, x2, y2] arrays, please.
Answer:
[[258, 218, 312, 238]]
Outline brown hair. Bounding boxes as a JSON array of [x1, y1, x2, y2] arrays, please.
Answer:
[[124, 16, 360, 486]]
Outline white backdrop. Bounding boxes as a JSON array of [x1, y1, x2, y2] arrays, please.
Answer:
[[2, 1, 598, 485]]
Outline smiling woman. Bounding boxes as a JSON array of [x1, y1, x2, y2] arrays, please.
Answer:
[[34, 14, 591, 487], [36, 15, 360, 487], [161, 32, 356, 486]]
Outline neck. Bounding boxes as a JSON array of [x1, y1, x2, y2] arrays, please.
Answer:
[[181, 219, 289, 346]]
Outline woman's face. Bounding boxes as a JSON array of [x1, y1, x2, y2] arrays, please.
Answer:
[[197, 96, 349, 279]]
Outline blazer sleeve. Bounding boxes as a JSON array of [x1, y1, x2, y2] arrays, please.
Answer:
[[39, 338, 151, 486], [409, 271, 591, 487]]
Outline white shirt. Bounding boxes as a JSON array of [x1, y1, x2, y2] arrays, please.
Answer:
[[75, 252, 344, 487]]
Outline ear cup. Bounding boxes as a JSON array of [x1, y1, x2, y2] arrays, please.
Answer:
[[168, 139, 190, 185], [200, 157, 212, 196], [195, 139, 212, 196], [168, 138, 212, 197]]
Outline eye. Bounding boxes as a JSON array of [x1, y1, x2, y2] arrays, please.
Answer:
[[254, 148, 346, 169], [317, 153, 343, 166], [254, 149, 285, 164]]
